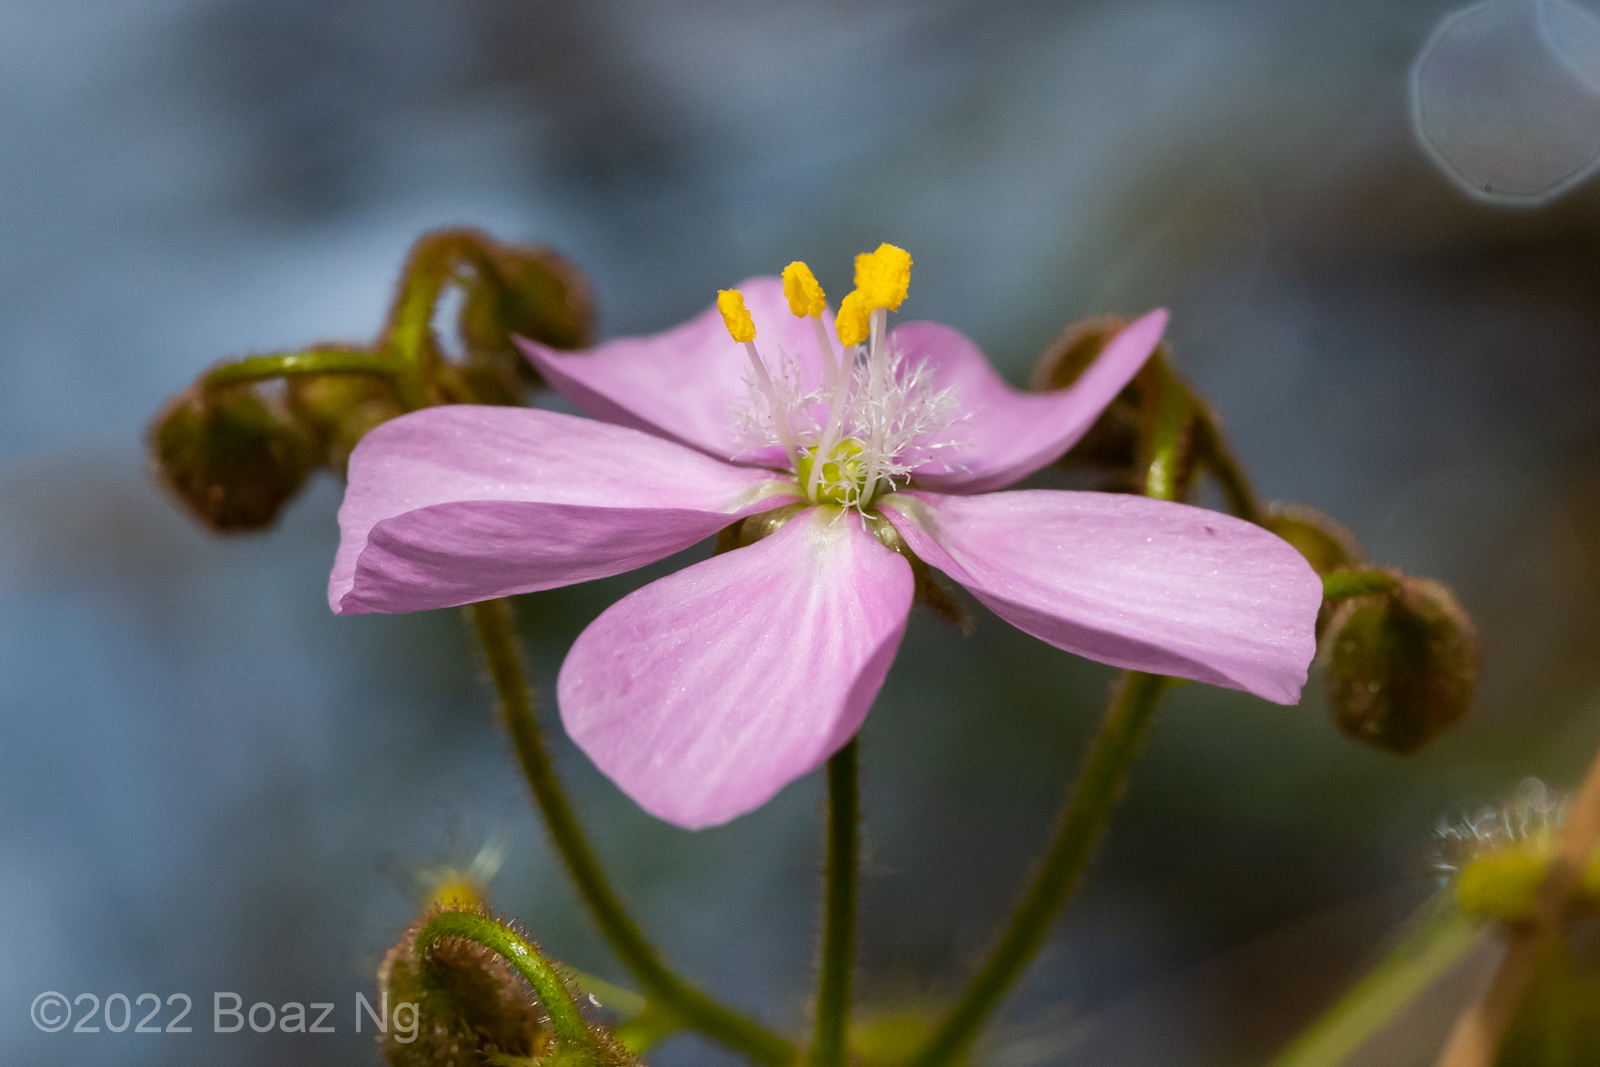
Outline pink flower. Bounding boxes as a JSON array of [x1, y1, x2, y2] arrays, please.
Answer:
[[329, 254, 1321, 829]]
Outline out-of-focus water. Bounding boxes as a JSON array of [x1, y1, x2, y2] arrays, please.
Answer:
[[6, 2, 1600, 1065]]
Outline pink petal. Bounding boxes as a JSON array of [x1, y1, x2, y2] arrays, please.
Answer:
[[880, 490, 1320, 704], [558, 507, 914, 829], [901, 309, 1168, 494], [331, 406, 797, 614], [517, 275, 836, 466]]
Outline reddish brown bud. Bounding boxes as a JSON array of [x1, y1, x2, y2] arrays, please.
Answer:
[[1323, 576, 1479, 754], [149, 384, 315, 531]]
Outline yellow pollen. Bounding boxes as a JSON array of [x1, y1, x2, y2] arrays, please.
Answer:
[[717, 289, 756, 343], [836, 290, 870, 347], [782, 262, 827, 317], [853, 243, 912, 312]]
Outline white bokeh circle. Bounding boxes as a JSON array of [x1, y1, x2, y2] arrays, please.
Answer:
[[1412, 0, 1600, 205]]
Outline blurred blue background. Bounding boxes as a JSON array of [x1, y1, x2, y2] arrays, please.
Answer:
[[5, 1, 1600, 1064]]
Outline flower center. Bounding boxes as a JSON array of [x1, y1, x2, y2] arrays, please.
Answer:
[[719, 246, 962, 510], [795, 438, 868, 507]]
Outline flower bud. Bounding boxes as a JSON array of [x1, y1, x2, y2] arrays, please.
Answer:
[[1322, 576, 1479, 753], [286, 374, 403, 476], [460, 242, 596, 370], [377, 909, 550, 1067], [1262, 504, 1362, 576], [148, 384, 315, 531], [1030, 316, 1143, 476]]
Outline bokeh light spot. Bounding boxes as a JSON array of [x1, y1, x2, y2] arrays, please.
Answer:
[[1411, 0, 1600, 205]]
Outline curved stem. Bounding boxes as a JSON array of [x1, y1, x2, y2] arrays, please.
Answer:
[[415, 910, 592, 1049], [469, 598, 796, 1066], [910, 365, 1191, 1067], [204, 349, 389, 387], [203, 348, 429, 413], [1191, 398, 1266, 525], [1142, 359, 1193, 502], [812, 739, 860, 1067], [906, 672, 1169, 1067]]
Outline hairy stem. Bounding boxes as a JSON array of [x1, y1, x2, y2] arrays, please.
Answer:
[[203, 349, 429, 413], [204, 349, 387, 387], [469, 598, 796, 1066], [1192, 399, 1266, 525], [909, 364, 1192, 1067], [812, 739, 860, 1067], [906, 672, 1169, 1067]]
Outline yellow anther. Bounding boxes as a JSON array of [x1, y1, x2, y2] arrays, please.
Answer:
[[853, 243, 912, 311], [717, 289, 756, 343], [836, 290, 870, 347], [782, 262, 827, 317]]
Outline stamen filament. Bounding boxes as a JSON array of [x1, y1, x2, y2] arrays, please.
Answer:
[[811, 315, 841, 394], [863, 307, 890, 500], [809, 315, 847, 502], [743, 340, 798, 469]]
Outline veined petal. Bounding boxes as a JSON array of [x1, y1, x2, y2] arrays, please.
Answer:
[[880, 490, 1320, 704], [517, 276, 836, 465], [558, 507, 914, 829], [331, 406, 797, 614], [900, 309, 1168, 494]]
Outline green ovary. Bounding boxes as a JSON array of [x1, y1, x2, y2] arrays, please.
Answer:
[[797, 438, 870, 506]]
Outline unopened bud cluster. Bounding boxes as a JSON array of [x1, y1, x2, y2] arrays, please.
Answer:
[[149, 229, 594, 532]]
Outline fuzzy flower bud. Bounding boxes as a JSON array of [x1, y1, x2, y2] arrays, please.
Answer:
[[1322, 575, 1479, 753], [377, 909, 552, 1067], [1263, 504, 1362, 577], [458, 240, 595, 367], [149, 384, 315, 531], [380, 907, 638, 1067], [286, 374, 403, 477]]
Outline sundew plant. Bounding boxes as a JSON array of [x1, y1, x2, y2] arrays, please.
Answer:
[[146, 225, 1600, 1067]]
